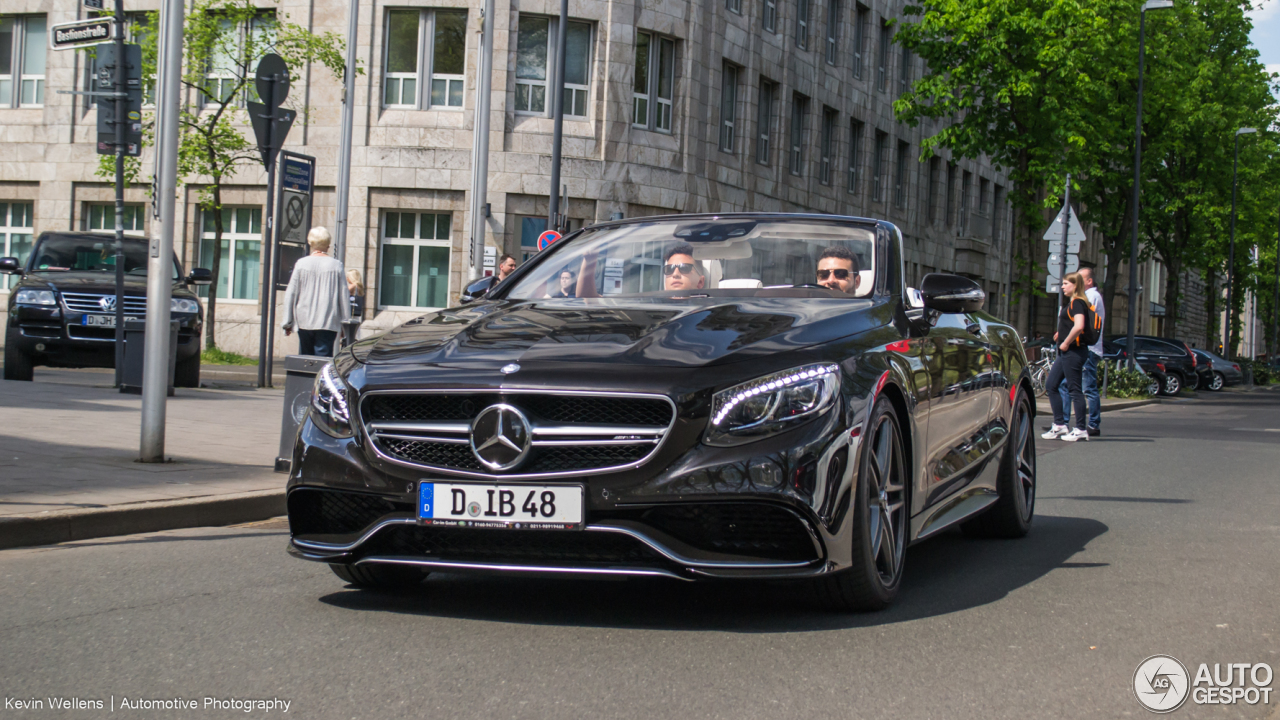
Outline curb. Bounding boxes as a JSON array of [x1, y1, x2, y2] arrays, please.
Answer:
[[0, 489, 286, 551], [1036, 397, 1162, 414]]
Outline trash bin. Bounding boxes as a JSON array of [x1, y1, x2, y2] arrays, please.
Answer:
[[276, 354, 331, 473], [120, 320, 178, 396]]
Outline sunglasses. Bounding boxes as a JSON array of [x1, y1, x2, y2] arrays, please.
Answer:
[[817, 268, 853, 281], [663, 263, 698, 276]]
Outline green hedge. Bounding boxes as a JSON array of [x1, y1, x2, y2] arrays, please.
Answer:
[[1102, 361, 1159, 399]]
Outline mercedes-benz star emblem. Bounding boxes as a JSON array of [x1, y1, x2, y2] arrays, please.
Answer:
[[469, 404, 531, 471], [99, 296, 116, 312], [501, 363, 520, 375]]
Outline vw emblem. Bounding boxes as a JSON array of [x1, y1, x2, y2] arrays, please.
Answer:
[[469, 404, 532, 471], [99, 296, 116, 312], [501, 363, 520, 375]]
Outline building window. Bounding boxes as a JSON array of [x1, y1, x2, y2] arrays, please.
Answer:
[[201, 13, 274, 107], [756, 78, 774, 165], [959, 170, 972, 234], [795, 0, 810, 50], [515, 16, 592, 118], [819, 108, 836, 185], [926, 157, 940, 223], [519, 216, 548, 262], [84, 15, 156, 112], [872, 131, 888, 201], [847, 118, 863, 194], [945, 162, 956, 226], [0, 202, 33, 290], [199, 207, 262, 301], [895, 140, 909, 208], [877, 20, 890, 92], [728, 0, 742, 13], [383, 9, 466, 110], [380, 211, 452, 309], [788, 94, 808, 176], [720, 62, 739, 153], [763, 0, 778, 33], [825, 0, 841, 64], [633, 32, 675, 132], [899, 41, 911, 94], [1, 16, 47, 107], [87, 204, 146, 236], [852, 4, 868, 79]]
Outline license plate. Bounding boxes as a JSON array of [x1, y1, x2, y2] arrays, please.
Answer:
[[418, 482, 584, 530], [82, 314, 139, 327]]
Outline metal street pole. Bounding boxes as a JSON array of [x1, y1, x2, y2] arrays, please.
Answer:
[[1227, 127, 1257, 358], [467, 0, 495, 282], [140, 0, 183, 462], [333, 0, 359, 266], [547, 0, 568, 232], [112, 3, 127, 387], [1058, 175, 1070, 314], [256, 74, 278, 388], [1126, 0, 1172, 370]]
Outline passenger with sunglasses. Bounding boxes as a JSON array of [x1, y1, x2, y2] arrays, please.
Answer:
[[816, 246, 860, 294], [663, 244, 705, 291]]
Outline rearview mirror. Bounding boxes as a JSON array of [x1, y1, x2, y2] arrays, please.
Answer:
[[920, 273, 985, 314], [0, 257, 21, 275], [460, 275, 498, 304], [187, 268, 213, 286]]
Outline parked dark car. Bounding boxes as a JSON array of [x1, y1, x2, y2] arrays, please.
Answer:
[[285, 213, 1038, 612], [2, 232, 211, 383], [1191, 349, 1244, 391], [1101, 341, 1166, 396], [1107, 335, 1198, 394]]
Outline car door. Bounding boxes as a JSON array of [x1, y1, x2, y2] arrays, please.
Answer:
[[920, 311, 991, 504]]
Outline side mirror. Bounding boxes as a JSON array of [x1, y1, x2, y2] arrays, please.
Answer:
[[0, 257, 22, 275], [460, 275, 498, 304], [187, 268, 213, 286], [920, 273, 985, 314]]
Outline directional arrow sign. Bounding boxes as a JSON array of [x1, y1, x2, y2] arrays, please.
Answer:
[[1042, 204, 1086, 243]]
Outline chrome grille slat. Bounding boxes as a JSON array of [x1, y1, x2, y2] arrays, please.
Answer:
[[61, 292, 148, 315]]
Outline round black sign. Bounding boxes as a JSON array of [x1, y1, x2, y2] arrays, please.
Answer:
[[254, 53, 290, 107]]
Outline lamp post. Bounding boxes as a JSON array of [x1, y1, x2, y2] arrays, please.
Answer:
[[1227, 126, 1257, 357], [1126, 0, 1173, 370]]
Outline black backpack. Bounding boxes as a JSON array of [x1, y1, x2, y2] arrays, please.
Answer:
[[1078, 300, 1102, 347]]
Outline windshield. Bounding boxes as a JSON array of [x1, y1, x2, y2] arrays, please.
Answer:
[[29, 235, 180, 280], [507, 218, 877, 300]]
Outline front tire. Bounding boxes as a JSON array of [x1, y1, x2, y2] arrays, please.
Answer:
[[815, 396, 908, 612], [174, 352, 200, 388], [962, 387, 1036, 538], [1161, 372, 1181, 396], [3, 326, 34, 381], [330, 563, 428, 588]]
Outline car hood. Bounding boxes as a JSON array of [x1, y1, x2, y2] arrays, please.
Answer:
[[26, 272, 194, 296], [360, 297, 878, 370]]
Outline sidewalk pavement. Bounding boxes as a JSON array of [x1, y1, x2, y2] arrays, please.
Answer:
[[0, 367, 289, 549]]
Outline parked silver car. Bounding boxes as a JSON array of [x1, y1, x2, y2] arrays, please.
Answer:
[[1191, 349, 1244, 391]]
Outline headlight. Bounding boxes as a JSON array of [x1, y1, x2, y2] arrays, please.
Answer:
[[15, 289, 56, 306], [311, 363, 353, 438], [171, 298, 199, 314], [706, 363, 840, 446]]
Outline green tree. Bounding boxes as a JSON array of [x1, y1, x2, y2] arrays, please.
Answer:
[[98, 0, 346, 351]]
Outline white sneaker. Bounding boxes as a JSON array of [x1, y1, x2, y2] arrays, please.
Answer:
[[1061, 428, 1090, 442], [1041, 424, 1069, 440]]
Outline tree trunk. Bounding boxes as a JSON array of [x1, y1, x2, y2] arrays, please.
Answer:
[[204, 181, 223, 349]]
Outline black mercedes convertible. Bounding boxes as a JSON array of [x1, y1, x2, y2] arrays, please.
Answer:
[[286, 213, 1037, 611]]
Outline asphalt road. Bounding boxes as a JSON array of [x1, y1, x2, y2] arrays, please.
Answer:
[[2, 392, 1278, 720]]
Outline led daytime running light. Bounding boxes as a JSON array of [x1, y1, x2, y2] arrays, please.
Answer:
[[712, 364, 838, 426], [318, 363, 350, 423]]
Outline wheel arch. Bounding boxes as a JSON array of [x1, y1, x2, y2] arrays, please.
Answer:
[[876, 380, 914, 501]]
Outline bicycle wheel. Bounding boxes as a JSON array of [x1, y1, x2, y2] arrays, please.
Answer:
[[1031, 364, 1049, 397]]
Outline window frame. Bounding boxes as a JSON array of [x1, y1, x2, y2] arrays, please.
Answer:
[[876, 20, 890, 92], [86, 204, 147, 237], [755, 77, 774, 165], [819, 107, 836, 185], [851, 4, 868, 80], [514, 15, 593, 119], [825, 0, 840, 65], [899, 39, 911, 95], [894, 140, 909, 208], [378, 210, 454, 311], [959, 170, 972, 234], [727, 0, 743, 13], [796, 0, 810, 50], [763, 0, 778, 33], [200, 13, 275, 108], [632, 31, 675, 133], [197, 206, 264, 302], [382, 8, 468, 111], [872, 131, 888, 202], [1, 16, 48, 108], [847, 118, 863, 194], [0, 202, 34, 291], [788, 94, 808, 176], [719, 61, 739, 153]]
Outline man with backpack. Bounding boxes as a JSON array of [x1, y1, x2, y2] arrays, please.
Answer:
[[1056, 267, 1105, 436]]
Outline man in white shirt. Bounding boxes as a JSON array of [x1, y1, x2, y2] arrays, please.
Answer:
[[1057, 266, 1105, 435], [282, 227, 351, 357]]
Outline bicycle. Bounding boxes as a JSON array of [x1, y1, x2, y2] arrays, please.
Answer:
[[1026, 343, 1057, 398]]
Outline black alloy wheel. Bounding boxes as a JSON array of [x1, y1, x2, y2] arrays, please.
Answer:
[[1161, 373, 1182, 396], [1209, 372, 1225, 391], [3, 325, 34, 382], [816, 395, 907, 612], [330, 563, 429, 588], [963, 387, 1036, 538]]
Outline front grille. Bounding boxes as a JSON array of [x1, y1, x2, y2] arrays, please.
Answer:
[[364, 391, 676, 476], [362, 524, 668, 567], [641, 503, 818, 561], [62, 292, 148, 316], [288, 488, 412, 536]]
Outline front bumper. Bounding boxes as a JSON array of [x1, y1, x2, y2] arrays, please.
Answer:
[[8, 304, 201, 367]]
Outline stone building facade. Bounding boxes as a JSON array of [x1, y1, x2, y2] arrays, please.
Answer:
[[1, 0, 1021, 357]]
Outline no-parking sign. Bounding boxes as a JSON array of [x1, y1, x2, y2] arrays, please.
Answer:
[[536, 230, 561, 251]]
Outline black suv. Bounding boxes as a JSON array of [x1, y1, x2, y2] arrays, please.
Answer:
[[1107, 335, 1198, 394], [2, 232, 211, 384]]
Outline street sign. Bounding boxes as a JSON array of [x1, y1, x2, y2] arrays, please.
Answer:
[[274, 152, 315, 289], [1047, 253, 1080, 274], [249, 53, 294, 169], [1042, 204, 1086, 243], [537, 230, 561, 250], [49, 19, 114, 50], [1048, 238, 1081, 255], [94, 43, 143, 156], [83, 0, 105, 9]]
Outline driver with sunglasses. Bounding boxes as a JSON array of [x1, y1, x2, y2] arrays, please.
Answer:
[[815, 246, 860, 294], [663, 244, 706, 291]]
